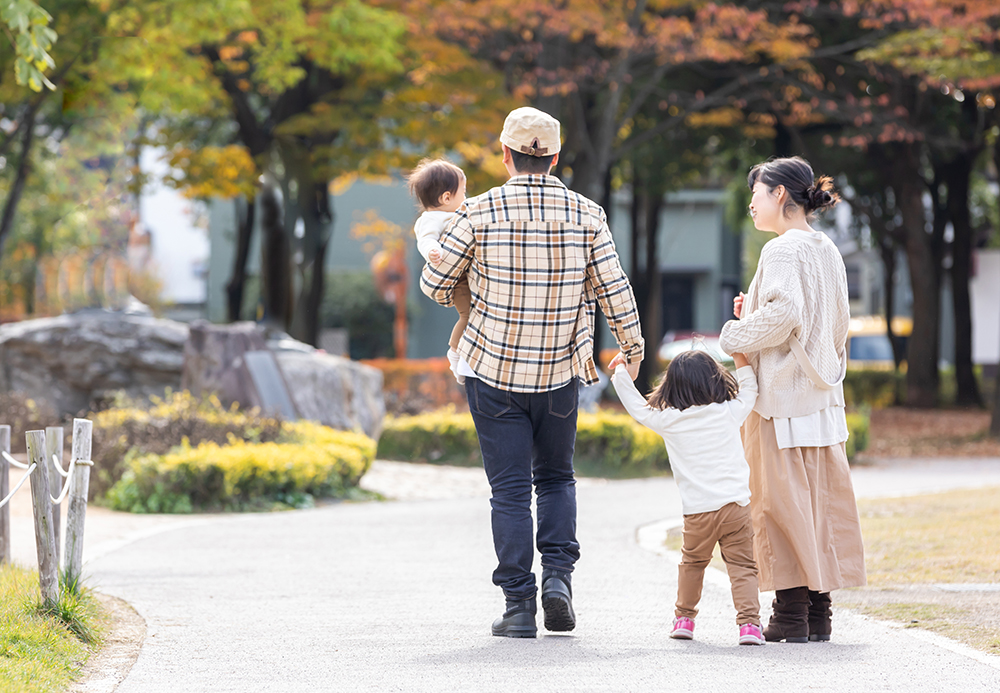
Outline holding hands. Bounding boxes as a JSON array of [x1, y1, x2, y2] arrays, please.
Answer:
[[608, 352, 641, 381]]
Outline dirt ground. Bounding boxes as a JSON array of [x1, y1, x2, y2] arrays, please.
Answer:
[[858, 407, 1000, 460]]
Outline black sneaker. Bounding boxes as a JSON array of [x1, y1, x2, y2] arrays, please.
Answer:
[[541, 570, 575, 632], [491, 599, 537, 638]]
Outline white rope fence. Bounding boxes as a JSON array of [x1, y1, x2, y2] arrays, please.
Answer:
[[0, 451, 36, 509], [46, 454, 94, 505], [1, 421, 92, 603]]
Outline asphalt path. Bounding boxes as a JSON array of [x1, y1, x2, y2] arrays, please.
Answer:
[[70, 457, 1000, 692]]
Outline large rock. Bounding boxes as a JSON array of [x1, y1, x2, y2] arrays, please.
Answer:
[[274, 350, 385, 439], [0, 310, 189, 416], [181, 320, 268, 410], [181, 321, 385, 439], [0, 313, 386, 440]]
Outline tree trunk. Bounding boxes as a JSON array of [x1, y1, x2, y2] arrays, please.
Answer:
[[638, 189, 663, 395], [289, 173, 332, 346], [943, 153, 982, 407], [226, 194, 256, 322], [0, 104, 38, 257], [258, 176, 292, 331], [877, 236, 906, 367], [992, 138, 1000, 437], [894, 147, 939, 407]]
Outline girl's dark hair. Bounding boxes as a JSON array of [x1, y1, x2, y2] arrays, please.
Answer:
[[407, 158, 464, 210], [646, 350, 739, 411], [747, 156, 840, 217]]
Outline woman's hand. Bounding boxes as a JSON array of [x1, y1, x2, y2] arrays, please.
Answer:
[[733, 291, 746, 318]]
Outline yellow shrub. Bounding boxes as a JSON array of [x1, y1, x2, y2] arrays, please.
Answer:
[[89, 390, 283, 500], [105, 420, 376, 513], [377, 407, 670, 478]]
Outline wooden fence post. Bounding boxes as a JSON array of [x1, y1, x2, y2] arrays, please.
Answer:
[[0, 425, 10, 565], [26, 430, 59, 605], [64, 419, 93, 588], [45, 426, 64, 566]]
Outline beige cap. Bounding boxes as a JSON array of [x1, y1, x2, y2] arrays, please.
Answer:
[[500, 107, 561, 156]]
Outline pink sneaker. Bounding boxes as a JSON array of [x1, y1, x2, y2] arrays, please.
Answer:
[[670, 617, 695, 640], [739, 623, 765, 645]]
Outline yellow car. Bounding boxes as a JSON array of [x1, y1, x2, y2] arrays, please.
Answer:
[[847, 315, 911, 369]]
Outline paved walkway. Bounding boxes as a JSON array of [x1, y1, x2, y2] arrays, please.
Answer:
[[7, 457, 1000, 691]]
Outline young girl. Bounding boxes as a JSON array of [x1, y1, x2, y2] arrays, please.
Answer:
[[407, 158, 469, 382], [609, 348, 763, 646]]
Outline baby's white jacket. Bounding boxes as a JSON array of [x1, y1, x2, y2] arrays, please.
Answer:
[[611, 365, 758, 515], [414, 210, 455, 263]]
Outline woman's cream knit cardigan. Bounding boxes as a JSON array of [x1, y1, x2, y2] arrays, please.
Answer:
[[720, 228, 850, 419]]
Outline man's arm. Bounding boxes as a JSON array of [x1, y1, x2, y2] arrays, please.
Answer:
[[586, 216, 644, 365], [420, 212, 474, 307]]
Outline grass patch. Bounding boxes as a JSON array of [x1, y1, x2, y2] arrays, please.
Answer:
[[0, 565, 106, 693], [836, 597, 1000, 654], [858, 487, 1000, 586]]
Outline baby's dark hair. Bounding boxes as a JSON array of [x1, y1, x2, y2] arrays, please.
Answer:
[[747, 155, 840, 217], [646, 350, 739, 411], [407, 158, 465, 210]]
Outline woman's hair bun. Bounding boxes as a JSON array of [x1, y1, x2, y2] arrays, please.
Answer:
[[805, 176, 839, 212]]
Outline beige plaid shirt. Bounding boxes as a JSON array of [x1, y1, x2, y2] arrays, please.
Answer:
[[420, 174, 644, 393]]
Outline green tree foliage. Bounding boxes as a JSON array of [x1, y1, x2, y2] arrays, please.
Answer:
[[1, 0, 57, 91]]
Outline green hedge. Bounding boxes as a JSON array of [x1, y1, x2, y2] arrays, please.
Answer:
[[105, 420, 376, 513], [845, 411, 870, 462], [844, 369, 903, 409], [378, 406, 872, 474], [378, 408, 670, 478], [89, 390, 283, 501]]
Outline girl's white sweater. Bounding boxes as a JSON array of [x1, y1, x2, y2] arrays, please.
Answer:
[[719, 228, 849, 419], [612, 364, 757, 515]]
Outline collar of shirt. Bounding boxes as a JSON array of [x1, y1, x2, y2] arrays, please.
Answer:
[[502, 174, 567, 191]]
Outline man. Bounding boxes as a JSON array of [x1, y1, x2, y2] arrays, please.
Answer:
[[421, 107, 644, 638]]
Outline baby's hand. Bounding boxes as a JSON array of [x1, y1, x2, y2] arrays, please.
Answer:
[[608, 352, 626, 370], [732, 352, 749, 369], [429, 249, 442, 265]]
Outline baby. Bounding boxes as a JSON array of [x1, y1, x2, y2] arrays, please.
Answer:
[[407, 158, 470, 382]]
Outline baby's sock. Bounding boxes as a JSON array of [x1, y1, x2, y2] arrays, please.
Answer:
[[447, 348, 465, 384]]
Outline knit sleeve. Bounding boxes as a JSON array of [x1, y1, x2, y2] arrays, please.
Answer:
[[720, 245, 803, 355]]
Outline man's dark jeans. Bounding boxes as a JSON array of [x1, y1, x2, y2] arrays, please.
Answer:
[[465, 377, 581, 602]]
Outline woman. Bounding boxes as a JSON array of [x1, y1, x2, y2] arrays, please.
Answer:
[[720, 156, 866, 643]]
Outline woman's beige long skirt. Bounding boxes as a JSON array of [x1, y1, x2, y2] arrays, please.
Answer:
[[741, 411, 867, 593]]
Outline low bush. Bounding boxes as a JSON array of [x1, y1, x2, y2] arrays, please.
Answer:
[[377, 408, 669, 478], [0, 392, 57, 453], [89, 390, 283, 500], [375, 407, 480, 466], [380, 406, 871, 473], [362, 358, 466, 415], [574, 410, 670, 477], [845, 410, 870, 462], [844, 369, 903, 409], [104, 420, 376, 513]]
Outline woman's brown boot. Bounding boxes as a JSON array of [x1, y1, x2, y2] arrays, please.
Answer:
[[763, 587, 809, 643], [808, 590, 832, 641]]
